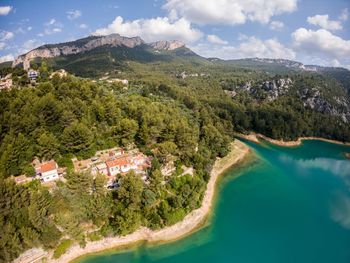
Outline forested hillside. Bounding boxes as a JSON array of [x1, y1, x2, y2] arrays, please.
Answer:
[[0, 72, 232, 262]]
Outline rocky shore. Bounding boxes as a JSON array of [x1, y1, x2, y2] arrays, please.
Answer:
[[236, 133, 350, 147]]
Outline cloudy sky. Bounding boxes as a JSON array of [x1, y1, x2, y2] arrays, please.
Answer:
[[0, 0, 349, 68]]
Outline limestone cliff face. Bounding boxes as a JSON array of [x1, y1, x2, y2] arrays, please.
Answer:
[[12, 35, 186, 69], [148, 40, 185, 51], [224, 77, 350, 123], [12, 34, 145, 68]]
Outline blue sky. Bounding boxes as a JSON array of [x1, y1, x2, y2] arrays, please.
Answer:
[[0, 0, 349, 68]]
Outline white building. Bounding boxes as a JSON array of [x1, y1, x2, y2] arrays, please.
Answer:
[[35, 160, 59, 182], [106, 157, 131, 176], [28, 70, 39, 81]]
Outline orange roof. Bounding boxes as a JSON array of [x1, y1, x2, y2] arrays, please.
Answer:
[[40, 160, 58, 173], [106, 157, 129, 168]]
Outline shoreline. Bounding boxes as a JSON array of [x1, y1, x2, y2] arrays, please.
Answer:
[[236, 133, 350, 147], [17, 139, 250, 263]]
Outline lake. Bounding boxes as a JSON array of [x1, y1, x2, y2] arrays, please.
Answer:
[[79, 140, 350, 263]]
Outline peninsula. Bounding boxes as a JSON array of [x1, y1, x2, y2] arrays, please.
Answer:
[[14, 140, 250, 263]]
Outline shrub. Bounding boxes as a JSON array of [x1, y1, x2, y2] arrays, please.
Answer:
[[53, 239, 73, 259]]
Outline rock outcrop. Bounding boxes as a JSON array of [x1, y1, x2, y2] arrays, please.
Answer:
[[148, 40, 185, 51], [233, 78, 293, 101], [224, 77, 350, 122], [299, 87, 350, 122]]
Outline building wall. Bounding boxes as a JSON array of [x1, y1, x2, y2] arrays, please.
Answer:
[[120, 165, 131, 173], [99, 168, 108, 175], [41, 170, 59, 182], [108, 166, 120, 176]]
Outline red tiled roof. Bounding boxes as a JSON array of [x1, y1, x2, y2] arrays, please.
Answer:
[[40, 160, 58, 173], [106, 157, 129, 168]]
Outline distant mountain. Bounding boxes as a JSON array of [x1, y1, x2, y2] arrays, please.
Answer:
[[208, 57, 346, 72], [0, 61, 12, 69], [9, 34, 350, 88], [208, 57, 350, 93], [12, 34, 202, 74]]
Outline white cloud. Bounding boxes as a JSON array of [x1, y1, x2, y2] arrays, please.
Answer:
[[27, 26, 32, 31], [79, 23, 88, 29], [15, 27, 25, 34], [47, 18, 56, 25], [0, 42, 5, 50], [0, 54, 14, 63], [19, 39, 43, 54], [339, 8, 348, 21], [269, 20, 284, 30], [307, 14, 342, 31], [66, 10, 82, 20], [207, 34, 228, 45], [191, 36, 295, 60], [163, 0, 297, 25], [331, 193, 350, 230], [330, 59, 341, 67], [0, 6, 12, 16], [292, 28, 350, 59], [301, 56, 350, 69], [43, 18, 63, 35], [94, 16, 203, 43], [0, 31, 14, 41]]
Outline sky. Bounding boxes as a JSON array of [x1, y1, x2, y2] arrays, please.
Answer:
[[0, 0, 349, 68]]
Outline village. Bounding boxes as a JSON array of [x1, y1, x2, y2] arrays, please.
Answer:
[[12, 146, 151, 189], [71, 146, 151, 188], [0, 68, 68, 90]]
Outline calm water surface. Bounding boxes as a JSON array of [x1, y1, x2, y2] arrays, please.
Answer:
[[80, 140, 350, 263]]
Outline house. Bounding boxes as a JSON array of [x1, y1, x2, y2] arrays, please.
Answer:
[[114, 78, 129, 85], [28, 70, 39, 81], [106, 78, 128, 85], [50, 69, 67, 79], [35, 160, 60, 182], [109, 148, 125, 158], [0, 74, 12, 90], [132, 153, 151, 173], [92, 162, 108, 176], [106, 157, 131, 176], [71, 146, 151, 179]]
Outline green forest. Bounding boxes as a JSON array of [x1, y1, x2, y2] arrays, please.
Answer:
[[1, 62, 350, 262]]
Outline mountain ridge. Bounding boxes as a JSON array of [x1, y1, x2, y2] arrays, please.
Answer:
[[11, 34, 350, 73], [12, 34, 187, 69]]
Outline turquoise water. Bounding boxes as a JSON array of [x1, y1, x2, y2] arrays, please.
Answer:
[[80, 140, 350, 263]]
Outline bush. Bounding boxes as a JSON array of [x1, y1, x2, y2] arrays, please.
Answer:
[[87, 232, 102, 242], [53, 239, 73, 259], [164, 208, 186, 225]]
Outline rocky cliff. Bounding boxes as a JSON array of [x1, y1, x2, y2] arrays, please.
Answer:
[[224, 77, 350, 122], [148, 40, 185, 51], [12, 34, 186, 69], [232, 78, 293, 102]]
